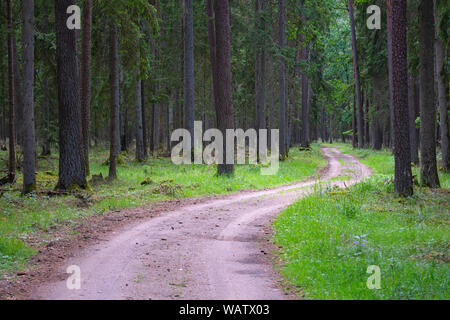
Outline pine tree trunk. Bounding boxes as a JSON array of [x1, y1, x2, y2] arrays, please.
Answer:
[[390, 0, 413, 196], [6, 0, 16, 184], [135, 78, 145, 161], [214, 0, 235, 175], [278, 0, 288, 159], [408, 74, 419, 164], [184, 0, 195, 148], [348, 0, 364, 148], [55, 0, 86, 190], [22, 0, 36, 194], [141, 81, 148, 157], [81, 0, 92, 176], [434, 0, 448, 171], [108, 24, 120, 180], [418, 0, 440, 187], [387, 0, 395, 151]]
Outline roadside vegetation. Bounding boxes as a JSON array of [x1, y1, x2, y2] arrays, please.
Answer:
[[274, 144, 449, 299], [0, 145, 325, 276]]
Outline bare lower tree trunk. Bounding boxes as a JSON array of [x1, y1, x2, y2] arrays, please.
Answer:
[[81, 0, 92, 176], [55, 0, 86, 190], [267, 45, 275, 150], [141, 81, 148, 157], [213, 0, 234, 175], [6, 0, 16, 184], [408, 74, 419, 164], [391, 0, 413, 197], [255, 0, 266, 157], [434, 0, 448, 171], [418, 0, 440, 187], [278, 0, 288, 159], [135, 77, 145, 161], [352, 86, 357, 148], [12, 36, 23, 147], [22, 0, 36, 194], [387, 0, 395, 151], [108, 24, 120, 180], [348, 0, 364, 148], [184, 0, 195, 148]]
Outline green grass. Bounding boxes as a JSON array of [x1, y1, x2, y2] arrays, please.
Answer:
[[0, 144, 325, 275], [274, 143, 450, 300], [331, 143, 450, 189]]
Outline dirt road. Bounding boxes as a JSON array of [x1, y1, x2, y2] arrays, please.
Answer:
[[30, 147, 371, 300]]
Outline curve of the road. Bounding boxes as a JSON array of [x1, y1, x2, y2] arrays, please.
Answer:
[[30, 147, 371, 300]]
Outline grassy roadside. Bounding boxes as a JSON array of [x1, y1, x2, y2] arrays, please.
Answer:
[[273, 143, 449, 299], [0, 144, 325, 276]]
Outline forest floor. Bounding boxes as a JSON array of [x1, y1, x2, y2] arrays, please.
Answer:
[[274, 144, 449, 299], [10, 146, 370, 300], [0, 144, 325, 299]]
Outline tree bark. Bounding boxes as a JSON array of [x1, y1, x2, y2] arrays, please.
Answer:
[[141, 80, 148, 157], [108, 24, 120, 180], [6, 0, 16, 184], [22, 0, 36, 194], [213, 0, 234, 175], [278, 0, 288, 159], [434, 0, 448, 171], [390, 0, 413, 197], [348, 0, 364, 148], [387, 0, 395, 151], [418, 0, 440, 187], [81, 0, 92, 176], [184, 0, 195, 148], [55, 0, 86, 190]]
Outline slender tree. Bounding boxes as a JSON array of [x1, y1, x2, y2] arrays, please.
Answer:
[[81, 0, 92, 176], [108, 24, 120, 180], [55, 0, 86, 190], [6, 0, 15, 184], [348, 0, 363, 148], [22, 0, 36, 194], [278, 0, 288, 158], [390, 0, 413, 196], [418, 0, 440, 187], [184, 0, 195, 150], [135, 76, 145, 161], [434, 0, 448, 171], [213, 0, 234, 175], [255, 0, 266, 154]]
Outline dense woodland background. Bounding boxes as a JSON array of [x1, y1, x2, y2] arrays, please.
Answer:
[[0, 0, 448, 197]]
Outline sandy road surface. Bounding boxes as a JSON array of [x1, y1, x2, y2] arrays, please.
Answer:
[[30, 147, 371, 300]]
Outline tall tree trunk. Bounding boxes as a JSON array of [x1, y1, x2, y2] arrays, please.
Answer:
[[6, 0, 16, 184], [348, 0, 364, 148], [387, 0, 395, 151], [108, 24, 120, 180], [365, 94, 370, 146], [12, 36, 23, 147], [267, 42, 275, 150], [390, 0, 413, 196], [278, 0, 288, 159], [41, 72, 51, 156], [408, 74, 419, 164], [418, 0, 440, 187], [135, 77, 145, 161], [184, 0, 195, 149], [55, 0, 86, 190], [81, 0, 92, 176], [434, 0, 448, 171], [213, 0, 234, 175], [255, 0, 266, 156], [141, 81, 148, 157], [22, 0, 36, 194], [300, 42, 309, 148], [352, 85, 357, 148]]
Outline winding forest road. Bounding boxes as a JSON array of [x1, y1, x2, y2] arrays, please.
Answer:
[[30, 147, 371, 300]]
